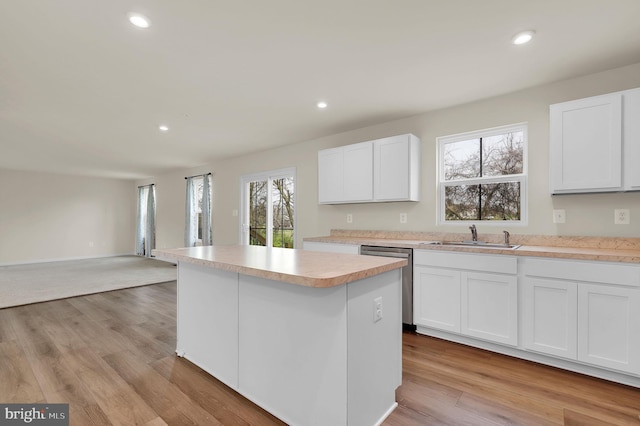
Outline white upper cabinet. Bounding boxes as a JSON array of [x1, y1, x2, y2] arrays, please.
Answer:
[[550, 88, 640, 194], [318, 134, 420, 204], [624, 88, 640, 190], [373, 134, 420, 202], [318, 147, 345, 203], [344, 142, 374, 201], [318, 141, 373, 203]]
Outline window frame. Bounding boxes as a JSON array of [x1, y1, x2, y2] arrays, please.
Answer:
[[239, 167, 296, 248], [436, 123, 528, 226]]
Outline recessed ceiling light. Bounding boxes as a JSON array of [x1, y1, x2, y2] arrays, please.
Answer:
[[159, 125, 169, 132], [317, 101, 328, 109], [128, 13, 151, 29], [511, 30, 535, 45]]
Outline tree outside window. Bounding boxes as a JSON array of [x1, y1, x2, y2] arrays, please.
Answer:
[[438, 124, 527, 224], [243, 169, 295, 248]]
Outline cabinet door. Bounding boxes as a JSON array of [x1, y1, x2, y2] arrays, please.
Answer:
[[577, 284, 640, 374], [460, 272, 518, 346], [318, 147, 344, 203], [414, 266, 460, 332], [373, 135, 419, 201], [522, 277, 577, 359], [623, 88, 640, 190], [343, 141, 373, 201], [550, 92, 622, 193]]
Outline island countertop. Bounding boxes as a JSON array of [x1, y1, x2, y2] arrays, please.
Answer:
[[153, 245, 407, 288]]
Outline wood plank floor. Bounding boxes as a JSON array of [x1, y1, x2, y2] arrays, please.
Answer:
[[1, 281, 639, 425]]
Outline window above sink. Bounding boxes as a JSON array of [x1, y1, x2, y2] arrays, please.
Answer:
[[436, 123, 528, 226]]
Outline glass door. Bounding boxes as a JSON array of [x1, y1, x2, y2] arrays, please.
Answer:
[[241, 168, 295, 248], [248, 179, 268, 246]]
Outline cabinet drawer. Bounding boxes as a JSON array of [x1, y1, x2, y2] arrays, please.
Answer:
[[414, 250, 516, 275], [521, 258, 640, 287]]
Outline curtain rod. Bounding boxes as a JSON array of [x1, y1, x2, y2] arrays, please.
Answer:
[[137, 183, 155, 188], [184, 172, 212, 180]]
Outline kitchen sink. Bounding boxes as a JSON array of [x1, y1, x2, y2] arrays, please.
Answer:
[[420, 241, 521, 249]]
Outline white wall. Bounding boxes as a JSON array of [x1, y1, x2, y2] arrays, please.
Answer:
[[140, 62, 640, 249], [7, 65, 636, 264], [0, 169, 136, 264]]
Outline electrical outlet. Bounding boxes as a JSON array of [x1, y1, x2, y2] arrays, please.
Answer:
[[553, 209, 566, 224], [614, 209, 630, 225], [373, 296, 383, 322], [232, 209, 238, 217], [399, 213, 407, 224], [346, 213, 353, 224], [89, 241, 94, 248]]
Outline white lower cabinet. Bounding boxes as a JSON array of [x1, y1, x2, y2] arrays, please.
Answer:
[[462, 272, 518, 346], [414, 266, 461, 333], [522, 258, 640, 375], [523, 277, 578, 359], [413, 250, 518, 346], [577, 283, 640, 373], [415, 252, 640, 384]]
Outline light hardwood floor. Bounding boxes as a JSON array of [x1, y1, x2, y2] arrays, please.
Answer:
[[1, 281, 639, 425]]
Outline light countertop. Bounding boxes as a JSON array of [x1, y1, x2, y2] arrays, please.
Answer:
[[153, 245, 407, 288], [304, 231, 640, 264]]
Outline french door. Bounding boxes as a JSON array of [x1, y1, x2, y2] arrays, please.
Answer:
[[240, 168, 295, 248]]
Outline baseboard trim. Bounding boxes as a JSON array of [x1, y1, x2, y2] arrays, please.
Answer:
[[375, 402, 398, 426], [0, 252, 135, 267]]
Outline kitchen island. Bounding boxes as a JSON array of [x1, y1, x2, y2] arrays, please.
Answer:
[[153, 245, 407, 426]]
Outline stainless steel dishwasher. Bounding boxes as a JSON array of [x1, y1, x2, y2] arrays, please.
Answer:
[[360, 245, 414, 329]]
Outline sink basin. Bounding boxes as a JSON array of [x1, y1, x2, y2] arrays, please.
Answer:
[[420, 241, 521, 250]]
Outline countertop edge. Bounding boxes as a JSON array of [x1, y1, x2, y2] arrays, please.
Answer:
[[153, 248, 407, 288]]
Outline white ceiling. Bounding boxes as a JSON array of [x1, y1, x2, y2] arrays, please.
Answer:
[[1, 1, 639, 179]]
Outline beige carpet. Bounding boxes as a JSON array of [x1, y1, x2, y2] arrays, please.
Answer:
[[0, 255, 177, 308]]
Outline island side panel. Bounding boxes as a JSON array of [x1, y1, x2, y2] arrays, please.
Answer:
[[347, 269, 402, 426], [238, 274, 348, 426], [177, 262, 239, 389]]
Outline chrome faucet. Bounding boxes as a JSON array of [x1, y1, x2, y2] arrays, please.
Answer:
[[503, 230, 510, 246], [469, 225, 478, 242]]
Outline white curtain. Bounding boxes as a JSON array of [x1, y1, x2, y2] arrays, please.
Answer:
[[185, 174, 212, 247], [202, 174, 212, 245], [136, 187, 145, 255], [145, 185, 156, 257], [184, 178, 197, 247], [136, 184, 156, 257]]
